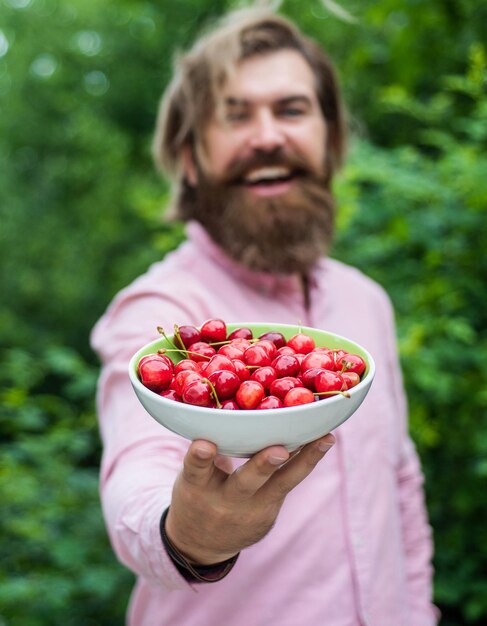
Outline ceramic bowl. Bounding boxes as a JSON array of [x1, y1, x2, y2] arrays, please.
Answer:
[[129, 322, 375, 457]]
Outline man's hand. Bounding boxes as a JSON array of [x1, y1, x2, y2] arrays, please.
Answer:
[[165, 434, 335, 565]]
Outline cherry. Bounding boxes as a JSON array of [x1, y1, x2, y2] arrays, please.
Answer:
[[339, 353, 366, 376], [218, 343, 245, 360], [287, 332, 315, 355], [174, 359, 200, 375], [341, 371, 361, 390], [233, 358, 251, 382], [208, 370, 241, 400], [182, 379, 213, 407], [174, 324, 201, 349], [258, 331, 286, 349], [202, 354, 236, 376], [314, 370, 343, 395], [228, 327, 253, 341], [138, 355, 173, 392], [301, 367, 324, 391], [142, 353, 174, 370], [301, 350, 335, 372], [275, 346, 296, 357], [171, 370, 203, 395], [283, 387, 315, 407], [187, 341, 216, 362], [236, 380, 265, 409], [269, 376, 303, 401], [200, 318, 227, 343], [250, 366, 277, 391], [271, 354, 301, 378], [243, 345, 272, 368], [257, 395, 283, 410], [231, 338, 253, 350], [221, 399, 240, 410], [256, 339, 277, 360], [159, 389, 182, 402]]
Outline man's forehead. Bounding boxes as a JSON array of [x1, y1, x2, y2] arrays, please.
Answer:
[[218, 49, 318, 104]]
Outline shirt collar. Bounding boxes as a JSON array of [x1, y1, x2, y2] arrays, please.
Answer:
[[185, 221, 321, 297]]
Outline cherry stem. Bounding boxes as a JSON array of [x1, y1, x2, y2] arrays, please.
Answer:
[[157, 326, 182, 354], [172, 324, 189, 358], [315, 390, 351, 399], [202, 377, 222, 409], [158, 347, 212, 361]]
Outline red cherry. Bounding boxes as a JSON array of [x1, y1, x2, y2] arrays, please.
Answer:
[[286, 332, 316, 355], [174, 359, 200, 375], [228, 327, 253, 341], [140, 353, 174, 370], [203, 354, 236, 376], [283, 387, 315, 407], [233, 359, 250, 382], [301, 367, 324, 391], [182, 379, 213, 407], [208, 370, 241, 400], [341, 371, 361, 389], [221, 399, 240, 410], [200, 318, 227, 343], [230, 338, 253, 350], [159, 389, 182, 402], [255, 339, 277, 360], [171, 370, 203, 395], [258, 331, 286, 349], [332, 349, 348, 368], [176, 325, 201, 349], [235, 380, 265, 409], [187, 341, 216, 362], [269, 376, 303, 401], [339, 353, 366, 376], [257, 395, 284, 410], [301, 350, 335, 372], [271, 354, 301, 378], [275, 346, 296, 357], [218, 343, 245, 360], [243, 345, 272, 367], [250, 366, 277, 391], [314, 370, 343, 395], [138, 355, 174, 392]]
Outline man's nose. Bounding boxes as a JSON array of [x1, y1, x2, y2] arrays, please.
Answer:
[[248, 111, 285, 152]]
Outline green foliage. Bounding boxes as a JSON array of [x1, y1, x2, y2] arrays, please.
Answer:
[[0, 346, 133, 625], [1, 0, 486, 624], [333, 47, 487, 624]]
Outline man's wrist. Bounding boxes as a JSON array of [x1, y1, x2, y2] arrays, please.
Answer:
[[160, 507, 240, 583]]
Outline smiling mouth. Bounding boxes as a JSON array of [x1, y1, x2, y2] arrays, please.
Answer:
[[243, 166, 295, 187]]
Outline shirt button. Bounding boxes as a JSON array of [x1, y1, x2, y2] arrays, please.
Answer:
[[353, 534, 363, 549]]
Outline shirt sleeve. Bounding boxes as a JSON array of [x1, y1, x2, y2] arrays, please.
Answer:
[[91, 290, 201, 590], [384, 298, 441, 625]]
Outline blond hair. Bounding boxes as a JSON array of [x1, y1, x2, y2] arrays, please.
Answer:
[[153, 8, 346, 210]]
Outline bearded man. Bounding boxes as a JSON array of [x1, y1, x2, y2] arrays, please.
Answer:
[[91, 9, 438, 626]]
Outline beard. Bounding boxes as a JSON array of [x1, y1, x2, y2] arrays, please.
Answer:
[[179, 149, 335, 275]]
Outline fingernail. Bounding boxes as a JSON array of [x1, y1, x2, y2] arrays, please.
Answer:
[[268, 455, 288, 466], [318, 441, 335, 453], [195, 446, 213, 460]]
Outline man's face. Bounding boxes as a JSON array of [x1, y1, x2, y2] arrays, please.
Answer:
[[183, 49, 335, 274]]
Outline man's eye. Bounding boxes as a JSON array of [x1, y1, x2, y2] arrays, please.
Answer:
[[281, 108, 305, 117], [226, 110, 249, 122]]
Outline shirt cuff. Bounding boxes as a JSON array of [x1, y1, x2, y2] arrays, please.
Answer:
[[159, 507, 239, 583]]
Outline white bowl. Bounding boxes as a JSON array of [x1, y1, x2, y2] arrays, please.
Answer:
[[129, 323, 375, 457]]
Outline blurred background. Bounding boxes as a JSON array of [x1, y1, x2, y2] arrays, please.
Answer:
[[0, 0, 486, 624]]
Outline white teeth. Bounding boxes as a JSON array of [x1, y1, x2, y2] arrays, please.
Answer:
[[244, 166, 291, 184]]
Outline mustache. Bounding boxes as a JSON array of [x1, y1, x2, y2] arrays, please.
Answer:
[[210, 149, 320, 185]]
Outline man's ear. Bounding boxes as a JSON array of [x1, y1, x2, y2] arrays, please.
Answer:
[[182, 144, 198, 186]]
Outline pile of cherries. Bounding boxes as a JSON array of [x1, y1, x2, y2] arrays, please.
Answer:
[[137, 319, 366, 410]]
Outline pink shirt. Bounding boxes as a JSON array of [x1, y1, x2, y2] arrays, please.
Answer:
[[91, 222, 439, 626]]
